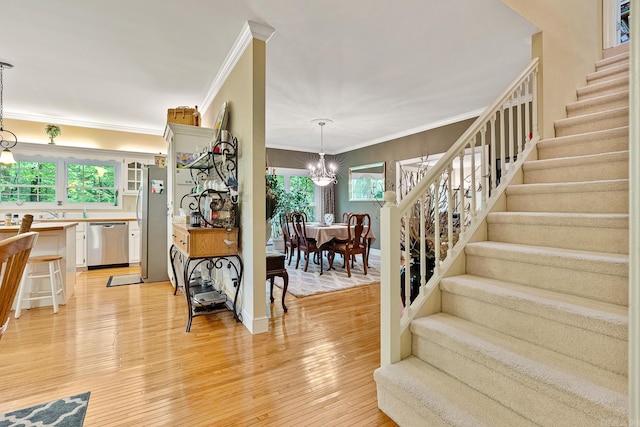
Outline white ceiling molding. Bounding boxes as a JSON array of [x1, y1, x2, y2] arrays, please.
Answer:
[[5, 112, 161, 136], [200, 21, 275, 114]]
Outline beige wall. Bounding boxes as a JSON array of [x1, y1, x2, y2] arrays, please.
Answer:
[[202, 39, 268, 334], [4, 118, 165, 154], [501, 0, 603, 138]]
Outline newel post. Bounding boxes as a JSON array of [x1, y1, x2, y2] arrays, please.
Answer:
[[380, 190, 401, 366]]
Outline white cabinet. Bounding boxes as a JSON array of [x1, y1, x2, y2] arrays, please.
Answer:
[[122, 156, 154, 196], [163, 123, 215, 286], [76, 222, 86, 267], [129, 220, 141, 264]]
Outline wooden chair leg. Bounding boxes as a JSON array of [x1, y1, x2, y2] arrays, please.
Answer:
[[304, 251, 310, 272], [345, 252, 351, 277]]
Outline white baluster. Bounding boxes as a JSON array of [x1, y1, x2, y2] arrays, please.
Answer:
[[470, 138, 477, 217], [490, 115, 497, 191], [447, 163, 453, 258], [524, 76, 531, 146]]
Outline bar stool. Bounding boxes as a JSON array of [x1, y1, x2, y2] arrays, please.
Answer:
[[14, 254, 65, 318]]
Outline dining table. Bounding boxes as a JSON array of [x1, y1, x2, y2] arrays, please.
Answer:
[[302, 222, 376, 268]]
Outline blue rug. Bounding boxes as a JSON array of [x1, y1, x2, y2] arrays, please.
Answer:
[[0, 392, 90, 426]]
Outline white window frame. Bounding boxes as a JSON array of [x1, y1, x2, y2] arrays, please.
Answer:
[[0, 153, 122, 209]]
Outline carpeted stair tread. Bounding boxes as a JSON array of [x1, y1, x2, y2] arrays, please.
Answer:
[[554, 106, 628, 136], [576, 76, 629, 100], [440, 274, 628, 339], [486, 212, 628, 254], [465, 241, 628, 277], [586, 63, 629, 84], [487, 211, 628, 228], [522, 150, 628, 183], [440, 275, 628, 375], [595, 51, 629, 71], [566, 90, 628, 117], [410, 314, 628, 421], [507, 178, 628, 195], [537, 126, 628, 159], [506, 181, 628, 213], [465, 241, 628, 306], [374, 356, 538, 427]]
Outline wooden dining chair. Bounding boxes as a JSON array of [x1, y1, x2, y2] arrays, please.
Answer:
[[290, 212, 329, 274], [290, 210, 307, 222], [0, 231, 39, 341], [341, 212, 352, 224], [280, 214, 298, 266], [333, 213, 370, 277]]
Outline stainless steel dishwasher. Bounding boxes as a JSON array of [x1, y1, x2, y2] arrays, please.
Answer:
[[87, 222, 129, 269]]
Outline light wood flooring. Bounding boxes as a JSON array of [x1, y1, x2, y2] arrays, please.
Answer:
[[0, 266, 395, 426]]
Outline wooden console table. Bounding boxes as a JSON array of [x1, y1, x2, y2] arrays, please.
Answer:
[[170, 224, 243, 332], [266, 252, 288, 312]]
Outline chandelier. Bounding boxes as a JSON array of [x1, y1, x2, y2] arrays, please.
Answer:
[[0, 62, 17, 165], [308, 119, 337, 186]]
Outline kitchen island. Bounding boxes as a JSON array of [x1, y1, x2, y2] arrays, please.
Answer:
[[0, 222, 77, 310]]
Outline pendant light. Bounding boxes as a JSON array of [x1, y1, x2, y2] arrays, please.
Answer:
[[0, 62, 17, 165], [308, 119, 337, 186]]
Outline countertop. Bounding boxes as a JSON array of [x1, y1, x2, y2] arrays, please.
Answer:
[[0, 222, 80, 232], [35, 217, 137, 223]]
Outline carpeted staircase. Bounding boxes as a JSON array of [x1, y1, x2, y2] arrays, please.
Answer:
[[375, 50, 630, 426]]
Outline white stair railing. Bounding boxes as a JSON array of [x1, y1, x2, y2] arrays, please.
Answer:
[[380, 58, 539, 366]]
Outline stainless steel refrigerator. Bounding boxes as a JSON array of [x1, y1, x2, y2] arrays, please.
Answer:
[[137, 165, 169, 283]]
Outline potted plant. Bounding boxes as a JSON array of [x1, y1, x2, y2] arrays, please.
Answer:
[[45, 124, 61, 145]]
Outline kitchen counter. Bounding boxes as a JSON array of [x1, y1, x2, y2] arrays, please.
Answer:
[[0, 221, 80, 231], [0, 222, 77, 311], [35, 217, 137, 223]]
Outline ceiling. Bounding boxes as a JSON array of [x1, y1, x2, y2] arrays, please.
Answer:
[[2, 1, 537, 155]]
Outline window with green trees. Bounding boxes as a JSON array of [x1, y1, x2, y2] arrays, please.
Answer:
[[0, 157, 120, 205], [67, 162, 118, 204], [0, 160, 57, 202]]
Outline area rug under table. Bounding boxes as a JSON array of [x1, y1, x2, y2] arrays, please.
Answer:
[[274, 254, 381, 297], [106, 274, 143, 287], [0, 392, 90, 427]]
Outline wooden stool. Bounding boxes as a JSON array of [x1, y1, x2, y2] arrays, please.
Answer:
[[14, 254, 65, 318]]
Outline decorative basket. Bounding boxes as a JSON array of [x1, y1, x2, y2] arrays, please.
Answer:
[[167, 106, 200, 126]]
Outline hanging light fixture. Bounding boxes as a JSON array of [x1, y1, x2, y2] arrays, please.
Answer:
[[0, 62, 17, 165], [308, 119, 337, 186]]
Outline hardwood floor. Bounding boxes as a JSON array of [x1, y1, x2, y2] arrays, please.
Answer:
[[0, 266, 395, 426]]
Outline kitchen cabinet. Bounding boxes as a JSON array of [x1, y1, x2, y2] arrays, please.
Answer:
[[122, 156, 154, 195], [129, 220, 141, 264], [76, 222, 86, 268]]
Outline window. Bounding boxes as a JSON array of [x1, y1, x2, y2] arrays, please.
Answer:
[[0, 160, 57, 203], [66, 162, 118, 204], [0, 155, 120, 207], [268, 168, 318, 238]]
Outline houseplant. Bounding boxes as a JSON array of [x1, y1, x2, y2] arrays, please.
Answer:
[[45, 124, 61, 145]]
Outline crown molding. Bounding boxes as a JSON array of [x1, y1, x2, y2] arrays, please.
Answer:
[[200, 21, 275, 114], [4, 112, 162, 136]]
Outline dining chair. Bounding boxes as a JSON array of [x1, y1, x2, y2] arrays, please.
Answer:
[[333, 213, 370, 277], [290, 212, 330, 274], [341, 212, 352, 224], [290, 210, 308, 222], [280, 214, 298, 266], [0, 231, 39, 341]]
